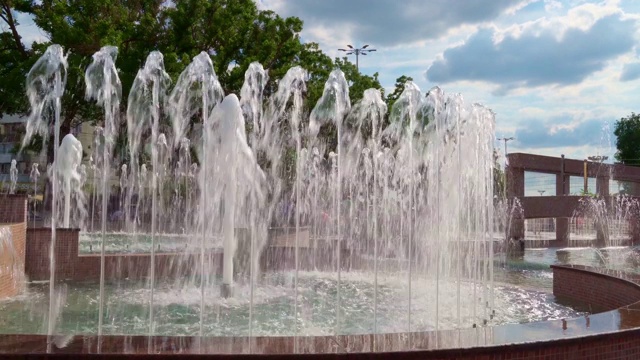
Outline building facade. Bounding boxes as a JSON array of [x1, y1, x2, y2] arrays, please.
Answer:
[[0, 115, 96, 194]]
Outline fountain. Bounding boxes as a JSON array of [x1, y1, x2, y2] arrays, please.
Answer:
[[572, 195, 639, 247], [495, 197, 524, 252], [2, 43, 599, 356], [29, 163, 40, 225], [21, 44, 67, 343], [8, 159, 18, 194], [85, 45, 122, 340], [52, 134, 83, 228]]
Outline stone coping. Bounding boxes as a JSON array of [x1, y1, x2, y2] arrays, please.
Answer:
[[1, 265, 640, 357]]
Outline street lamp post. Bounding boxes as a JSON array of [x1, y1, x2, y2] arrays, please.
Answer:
[[497, 137, 514, 198], [498, 137, 515, 165], [338, 44, 377, 71]]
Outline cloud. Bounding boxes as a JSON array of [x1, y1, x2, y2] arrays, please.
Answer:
[[425, 12, 637, 91], [514, 117, 612, 148], [620, 62, 640, 81], [544, 0, 563, 12], [258, 0, 526, 46]]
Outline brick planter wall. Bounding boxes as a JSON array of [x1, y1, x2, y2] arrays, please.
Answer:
[[24, 228, 355, 282], [0, 223, 26, 299], [73, 252, 224, 282], [0, 195, 28, 298], [0, 195, 27, 224], [3, 327, 640, 359], [25, 228, 224, 282], [552, 265, 640, 312], [25, 228, 80, 282]]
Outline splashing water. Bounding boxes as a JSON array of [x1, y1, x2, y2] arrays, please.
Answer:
[[24, 45, 504, 346], [30, 163, 40, 225], [8, 160, 17, 195], [84, 45, 122, 340], [123, 51, 171, 340], [573, 195, 639, 248], [49, 134, 85, 229], [22, 45, 67, 149], [22, 44, 68, 344]]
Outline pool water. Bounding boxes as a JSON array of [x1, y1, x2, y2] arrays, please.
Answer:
[[4, 246, 634, 337], [0, 271, 579, 337]]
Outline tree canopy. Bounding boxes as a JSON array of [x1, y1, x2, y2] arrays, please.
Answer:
[[0, 0, 396, 160], [614, 112, 640, 166], [385, 75, 413, 111]]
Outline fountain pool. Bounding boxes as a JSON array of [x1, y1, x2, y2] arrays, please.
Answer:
[[0, 266, 582, 337], [2, 43, 625, 357]]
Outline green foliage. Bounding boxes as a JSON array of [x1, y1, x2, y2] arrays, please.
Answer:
[[164, 0, 307, 95], [0, 0, 39, 115], [614, 112, 640, 166], [0, 0, 407, 164], [386, 75, 413, 111], [310, 56, 384, 153], [333, 57, 382, 103], [577, 189, 596, 197], [292, 42, 333, 111]]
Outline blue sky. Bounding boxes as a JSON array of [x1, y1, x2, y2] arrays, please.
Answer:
[[257, 0, 640, 164]]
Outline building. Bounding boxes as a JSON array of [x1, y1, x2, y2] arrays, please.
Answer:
[[0, 115, 45, 192], [0, 115, 96, 193]]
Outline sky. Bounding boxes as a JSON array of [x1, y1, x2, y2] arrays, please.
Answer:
[[256, 0, 640, 165]]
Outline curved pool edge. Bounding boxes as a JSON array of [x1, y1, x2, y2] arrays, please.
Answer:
[[2, 264, 640, 359]]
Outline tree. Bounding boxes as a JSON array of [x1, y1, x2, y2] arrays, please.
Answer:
[[1, 0, 167, 162], [164, 0, 308, 96], [2, 0, 373, 165], [385, 75, 413, 111], [0, 0, 406, 202], [308, 56, 383, 153], [614, 112, 640, 166], [334, 57, 382, 104], [0, 0, 40, 116], [289, 42, 333, 113]]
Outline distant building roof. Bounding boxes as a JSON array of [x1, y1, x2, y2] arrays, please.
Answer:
[[0, 115, 26, 124]]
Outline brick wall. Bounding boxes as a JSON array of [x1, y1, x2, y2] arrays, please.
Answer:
[[72, 252, 223, 282], [25, 227, 224, 282], [261, 247, 353, 272], [0, 195, 26, 224], [25, 228, 79, 282], [552, 265, 640, 312], [3, 329, 640, 359], [0, 188, 28, 300], [0, 223, 26, 299], [25, 227, 357, 282]]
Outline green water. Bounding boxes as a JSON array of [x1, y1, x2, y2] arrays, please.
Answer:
[[0, 266, 583, 337], [6, 246, 633, 337]]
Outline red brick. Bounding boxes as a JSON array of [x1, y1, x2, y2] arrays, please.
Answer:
[[0, 223, 26, 299]]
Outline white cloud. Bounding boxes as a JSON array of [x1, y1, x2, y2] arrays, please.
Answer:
[[426, 6, 637, 91], [258, 0, 527, 47]]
